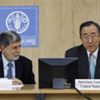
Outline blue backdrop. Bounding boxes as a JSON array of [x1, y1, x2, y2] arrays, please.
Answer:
[[0, 6, 39, 47]]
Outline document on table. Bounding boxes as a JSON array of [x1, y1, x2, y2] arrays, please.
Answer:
[[0, 78, 24, 90], [0, 78, 12, 90], [12, 84, 24, 89]]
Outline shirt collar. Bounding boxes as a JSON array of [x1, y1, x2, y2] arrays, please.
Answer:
[[1, 53, 14, 68], [87, 47, 99, 59]]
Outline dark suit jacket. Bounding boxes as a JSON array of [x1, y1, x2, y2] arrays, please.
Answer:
[[0, 52, 35, 84], [65, 44, 100, 79]]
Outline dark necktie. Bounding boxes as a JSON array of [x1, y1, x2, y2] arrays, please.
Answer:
[[7, 63, 13, 79], [89, 54, 95, 79]]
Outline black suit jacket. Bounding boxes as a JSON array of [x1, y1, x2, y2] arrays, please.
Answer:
[[65, 44, 100, 79], [0, 52, 35, 84]]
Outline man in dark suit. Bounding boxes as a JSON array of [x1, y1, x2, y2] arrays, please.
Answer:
[[0, 31, 35, 85], [65, 21, 100, 79]]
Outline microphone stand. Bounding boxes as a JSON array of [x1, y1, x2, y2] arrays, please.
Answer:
[[75, 87, 92, 100]]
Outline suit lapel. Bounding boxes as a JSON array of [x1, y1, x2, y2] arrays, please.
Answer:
[[15, 59, 23, 79], [78, 46, 89, 78], [0, 53, 4, 77], [95, 45, 100, 78]]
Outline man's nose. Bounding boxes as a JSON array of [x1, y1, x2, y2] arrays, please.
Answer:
[[16, 47, 20, 53], [88, 37, 93, 43]]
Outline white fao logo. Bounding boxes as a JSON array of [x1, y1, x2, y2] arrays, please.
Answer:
[[6, 11, 29, 34]]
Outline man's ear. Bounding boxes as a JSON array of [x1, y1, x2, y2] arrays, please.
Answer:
[[0, 46, 5, 53], [80, 35, 83, 42]]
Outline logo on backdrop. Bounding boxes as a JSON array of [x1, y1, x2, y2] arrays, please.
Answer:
[[0, 6, 39, 47], [6, 11, 29, 34]]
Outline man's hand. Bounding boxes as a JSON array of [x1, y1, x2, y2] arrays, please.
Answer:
[[10, 78, 23, 85]]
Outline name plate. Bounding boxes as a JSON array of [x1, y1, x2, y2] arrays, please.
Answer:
[[75, 79, 100, 90]]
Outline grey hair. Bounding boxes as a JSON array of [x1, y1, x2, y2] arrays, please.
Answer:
[[0, 31, 21, 47]]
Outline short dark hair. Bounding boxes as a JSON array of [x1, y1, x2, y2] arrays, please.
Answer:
[[79, 21, 100, 35], [0, 31, 21, 47]]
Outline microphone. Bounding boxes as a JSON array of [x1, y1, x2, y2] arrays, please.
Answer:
[[75, 87, 92, 100], [89, 53, 92, 57], [74, 53, 93, 100], [74, 53, 92, 100]]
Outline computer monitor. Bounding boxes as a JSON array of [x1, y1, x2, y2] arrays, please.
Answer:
[[39, 57, 78, 89]]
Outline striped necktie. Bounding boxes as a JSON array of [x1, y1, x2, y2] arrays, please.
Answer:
[[89, 54, 95, 79]]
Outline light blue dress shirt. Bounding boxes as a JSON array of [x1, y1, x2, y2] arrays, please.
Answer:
[[2, 53, 15, 78], [87, 47, 98, 65]]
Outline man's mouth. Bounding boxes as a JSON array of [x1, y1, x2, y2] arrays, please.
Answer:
[[88, 45, 94, 48], [14, 54, 19, 57]]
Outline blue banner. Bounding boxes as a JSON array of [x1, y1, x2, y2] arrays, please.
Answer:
[[0, 6, 39, 47]]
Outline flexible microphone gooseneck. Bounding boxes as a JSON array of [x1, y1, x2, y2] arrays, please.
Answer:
[[75, 87, 92, 100]]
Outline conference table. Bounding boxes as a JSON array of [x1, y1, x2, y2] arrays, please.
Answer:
[[0, 84, 39, 100], [0, 85, 100, 100], [40, 89, 100, 100]]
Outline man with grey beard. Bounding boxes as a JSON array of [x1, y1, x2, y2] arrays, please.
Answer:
[[0, 31, 35, 85]]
